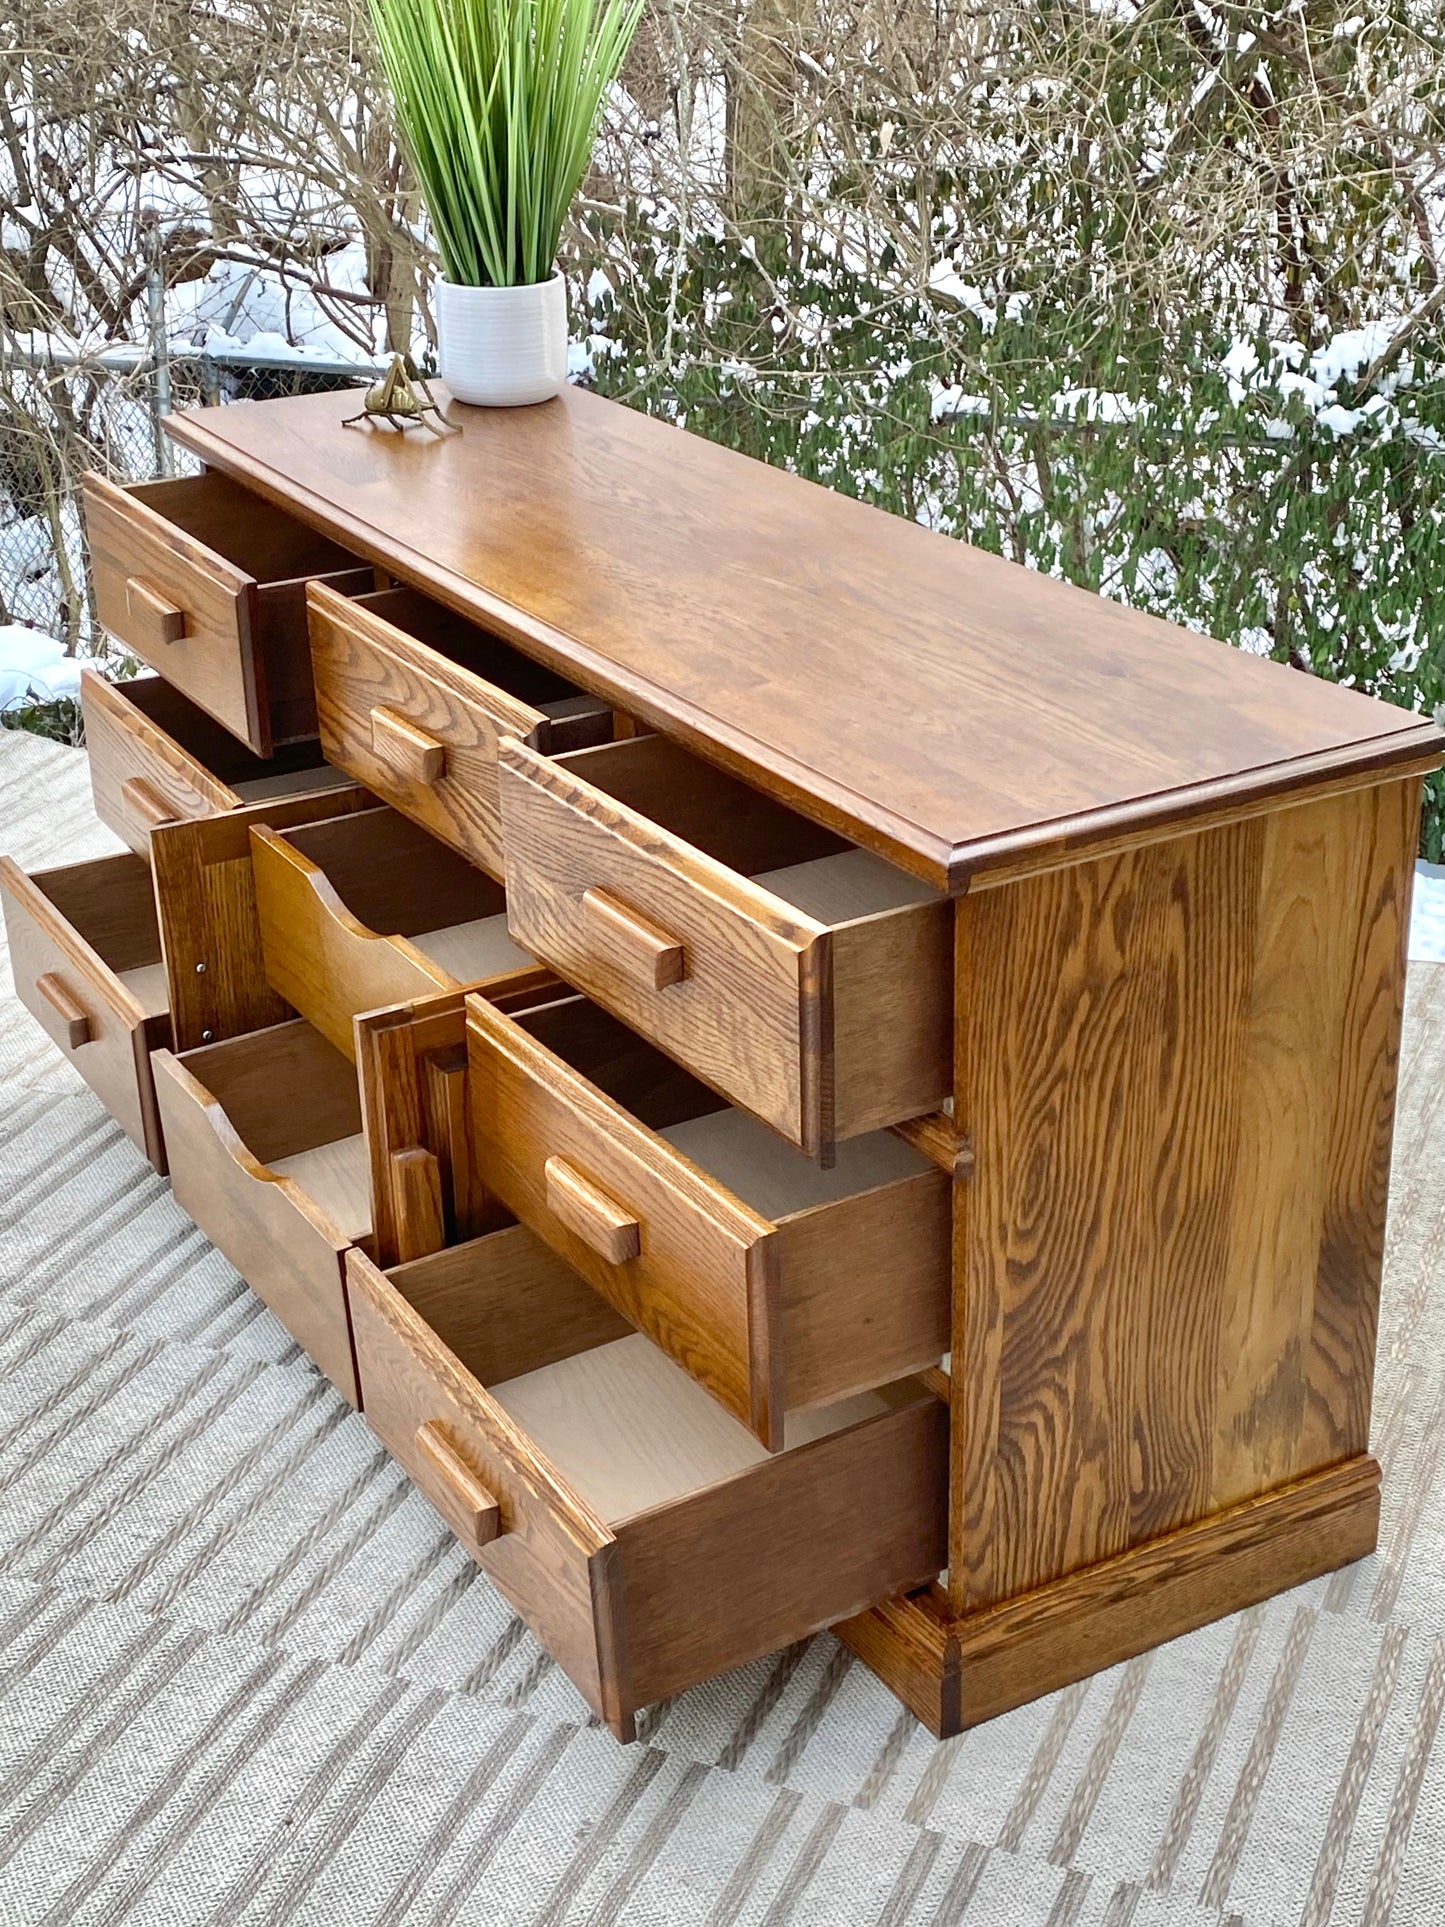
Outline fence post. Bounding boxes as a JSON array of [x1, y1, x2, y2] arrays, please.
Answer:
[[142, 215, 173, 477]]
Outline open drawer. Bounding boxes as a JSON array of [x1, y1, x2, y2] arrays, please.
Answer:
[[82, 669, 354, 856], [347, 1226, 948, 1738], [497, 735, 954, 1157], [151, 971, 550, 1386], [308, 580, 612, 879], [1, 785, 379, 1169], [252, 804, 547, 1061], [467, 990, 951, 1449], [82, 470, 375, 754], [152, 1021, 377, 1403], [1, 851, 173, 1168]]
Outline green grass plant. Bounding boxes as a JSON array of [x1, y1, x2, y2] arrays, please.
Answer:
[[369, 0, 642, 288]]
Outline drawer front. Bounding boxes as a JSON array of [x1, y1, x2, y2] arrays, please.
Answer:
[[0, 854, 168, 1166], [347, 1239, 949, 1737], [152, 1047, 360, 1404], [609, 1387, 948, 1714], [82, 669, 239, 854], [466, 996, 782, 1447], [83, 472, 267, 751], [310, 583, 550, 880], [498, 739, 827, 1149]]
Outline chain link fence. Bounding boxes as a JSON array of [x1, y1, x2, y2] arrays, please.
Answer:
[[0, 342, 385, 659]]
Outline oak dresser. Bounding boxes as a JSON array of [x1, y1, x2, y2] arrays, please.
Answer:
[[3, 383, 1440, 1741]]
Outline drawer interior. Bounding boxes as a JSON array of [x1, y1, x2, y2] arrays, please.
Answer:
[[113, 673, 344, 800], [129, 472, 361, 587], [351, 587, 609, 733], [506, 992, 934, 1215], [32, 855, 168, 1017], [178, 1020, 371, 1240], [278, 806, 530, 982], [549, 736, 941, 926], [501, 1338, 921, 1518], [389, 1239, 926, 1518]]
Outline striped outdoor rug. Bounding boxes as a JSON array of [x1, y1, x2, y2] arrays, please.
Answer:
[[1, 722, 1443, 1927]]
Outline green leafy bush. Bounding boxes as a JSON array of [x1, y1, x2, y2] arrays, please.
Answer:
[[575, 234, 1444, 857]]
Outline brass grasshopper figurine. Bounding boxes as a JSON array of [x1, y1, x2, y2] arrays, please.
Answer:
[[343, 355, 458, 434]]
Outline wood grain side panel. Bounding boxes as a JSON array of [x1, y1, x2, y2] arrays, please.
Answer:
[[615, 1393, 948, 1707], [1299, 782, 1420, 1471], [953, 780, 1416, 1610], [1212, 778, 1419, 1503], [1111, 812, 1267, 1554], [0, 854, 164, 1161], [956, 839, 1186, 1605], [772, 1169, 951, 1409], [466, 995, 781, 1445], [309, 582, 547, 879], [251, 825, 452, 1058], [149, 785, 374, 1050], [82, 471, 266, 750], [153, 1048, 360, 1403], [345, 1248, 619, 1720], [498, 737, 822, 1149]]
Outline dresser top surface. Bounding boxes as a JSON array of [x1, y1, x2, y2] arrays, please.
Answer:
[[169, 385, 1440, 889]]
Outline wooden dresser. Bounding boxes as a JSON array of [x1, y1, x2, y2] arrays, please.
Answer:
[[4, 383, 1440, 1741]]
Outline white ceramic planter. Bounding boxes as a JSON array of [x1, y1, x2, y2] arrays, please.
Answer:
[[435, 273, 568, 407]]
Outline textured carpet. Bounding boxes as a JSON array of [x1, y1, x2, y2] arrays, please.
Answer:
[[2, 723, 1444, 1927]]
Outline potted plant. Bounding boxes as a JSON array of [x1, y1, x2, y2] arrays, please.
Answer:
[[370, 0, 642, 406]]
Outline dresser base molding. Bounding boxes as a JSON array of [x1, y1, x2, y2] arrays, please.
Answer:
[[835, 1452, 1381, 1738]]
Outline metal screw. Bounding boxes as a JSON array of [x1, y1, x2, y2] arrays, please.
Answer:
[[201, 1028, 214, 1042], [195, 961, 207, 974]]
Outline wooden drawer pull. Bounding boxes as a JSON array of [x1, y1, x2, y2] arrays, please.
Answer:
[[36, 972, 91, 1050], [371, 706, 447, 785], [120, 775, 177, 831], [581, 887, 685, 990], [544, 1155, 641, 1264], [125, 576, 187, 647], [414, 1421, 500, 1548]]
